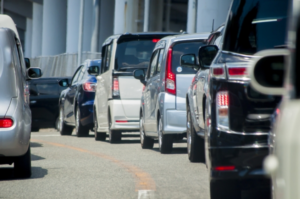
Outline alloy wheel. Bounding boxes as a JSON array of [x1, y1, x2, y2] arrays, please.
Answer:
[[187, 109, 192, 154], [158, 118, 163, 148], [140, 116, 145, 145]]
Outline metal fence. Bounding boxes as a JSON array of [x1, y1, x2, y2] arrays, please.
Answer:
[[30, 52, 102, 77]]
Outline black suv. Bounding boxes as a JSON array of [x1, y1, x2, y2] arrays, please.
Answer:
[[197, 0, 289, 198]]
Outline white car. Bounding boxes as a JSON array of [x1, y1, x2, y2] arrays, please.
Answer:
[[93, 33, 175, 143]]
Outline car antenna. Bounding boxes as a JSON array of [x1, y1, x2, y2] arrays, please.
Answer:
[[212, 19, 214, 32]]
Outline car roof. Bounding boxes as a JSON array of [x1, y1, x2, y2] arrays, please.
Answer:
[[0, 15, 19, 40], [102, 32, 178, 46]]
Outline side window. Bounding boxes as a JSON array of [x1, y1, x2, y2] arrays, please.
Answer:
[[101, 44, 112, 73], [77, 66, 85, 81], [147, 50, 159, 79], [157, 49, 164, 73], [13, 45, 23, 77], [16, 44, 27, 77], [72, 66, 83, 85]]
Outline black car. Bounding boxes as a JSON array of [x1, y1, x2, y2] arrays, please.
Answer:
[[29, 77, 71, 132], [185, 0, 289, 198], [58, 59, 101, 137]]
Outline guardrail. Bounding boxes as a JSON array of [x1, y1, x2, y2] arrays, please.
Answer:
[[30, 52, 101, 77]]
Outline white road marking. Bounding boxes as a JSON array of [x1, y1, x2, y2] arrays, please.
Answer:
[[138, 190, 155, 199]]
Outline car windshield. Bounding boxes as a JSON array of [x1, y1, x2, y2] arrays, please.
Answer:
[[115, 38, 158, 72], [172, 41, 206, 74], [223, 0, 289, 55]]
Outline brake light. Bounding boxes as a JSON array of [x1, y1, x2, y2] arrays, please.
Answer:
[[213, 68, 224, 76], [152, 39, 160, 43], [216, 91, 229, 130], [0, 118, 13, 128], [228, 67, 247, 76], [115, 120, 128, 123], [83, 82, 96, 92], [214, 166, 235, 171], [112, 77, 120, 97], [165, 48, 176, 95], [142, 85, 145, 91]]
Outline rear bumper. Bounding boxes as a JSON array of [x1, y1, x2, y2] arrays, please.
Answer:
[[109, 99, 140, 130], [163, 110, 186, 134]]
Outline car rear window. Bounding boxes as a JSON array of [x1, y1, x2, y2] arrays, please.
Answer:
[[172, 41, 206, 74], [115, 38, 160, 72], [223, 0, 289, 55]]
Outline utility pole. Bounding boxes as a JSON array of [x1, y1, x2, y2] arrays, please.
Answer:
[[143, 0, 149, 32], [78, 0, 84, 66], [1, 0, 4, 14]]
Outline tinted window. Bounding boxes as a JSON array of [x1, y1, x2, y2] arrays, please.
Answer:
[[223, 0, 288, 55], [148, 50, 159, 78], [72, 66, 83, 85], [103, 44, 112, 73], [157, 49, 164, 73], [115, 39, 158, 72], [36, 83, 59, 95], [172, 41, 206, 74]]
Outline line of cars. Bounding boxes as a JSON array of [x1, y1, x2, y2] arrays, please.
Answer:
[[23, 0, 291, 197]]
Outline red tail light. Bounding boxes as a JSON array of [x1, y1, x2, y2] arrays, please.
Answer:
[[165, 48, 176, 95], [213, 68, 224, 76], [0, 118, 13, 128], [115, 120, 128, 123], [83, 82, 96, 92], [228, 67, 247, 76], [142, 85, 145, 91], [217, 92, 229, 107], [112, 77, 120, 96], [214, 166, 235, 171]]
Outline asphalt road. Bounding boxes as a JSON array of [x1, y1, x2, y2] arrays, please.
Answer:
[[0, 129, 209, 199]]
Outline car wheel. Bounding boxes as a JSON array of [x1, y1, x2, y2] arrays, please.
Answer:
[[210, 180, 240, 199], [108, 111, 121, 143], [75, 106, 89, 137], [158, 116, 173, 154], [14, 145, 31, 178], [187, 105, 205, 162], [59, 107, 73, 135], [94, 110, 106, 141], [140, 113, 154, 149]]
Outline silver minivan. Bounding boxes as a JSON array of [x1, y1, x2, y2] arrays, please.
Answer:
[[134, 33, 210, 153], [0, 15, 42, 178]]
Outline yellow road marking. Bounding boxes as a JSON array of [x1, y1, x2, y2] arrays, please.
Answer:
[[31, 139, 156, 191]]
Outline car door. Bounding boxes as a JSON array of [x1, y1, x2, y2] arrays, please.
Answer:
[[143, 50, 159, 132], [149, 49, 164, 132], [65, 66, 83, 124]]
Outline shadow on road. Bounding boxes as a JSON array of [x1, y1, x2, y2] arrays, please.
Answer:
[[30, 142, 43, 148], [152, 147, 187, 154], [31, 154, 45, 161], [0, 166, 48, 181]]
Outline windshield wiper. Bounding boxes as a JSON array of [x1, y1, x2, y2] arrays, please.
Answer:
[[274, 45, 287, 49], [118, 66, 148, 71]]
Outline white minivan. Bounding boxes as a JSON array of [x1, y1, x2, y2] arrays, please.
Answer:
[[94, 33, 175, 143]]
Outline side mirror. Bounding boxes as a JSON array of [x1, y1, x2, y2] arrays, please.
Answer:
[[133, 69, 146, 85], [58, 79, 70, 87], [181, 54, 197, 67], [248, 49, 288, 95], [88, 65, 100, 76], [25, 58, 30, 69], [198, 45, 219, 69], [27, 68, 42, 79]]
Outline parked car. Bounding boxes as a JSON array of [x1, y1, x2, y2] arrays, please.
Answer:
[[94, 32, 176, 143], [0, 15, 42, 178], [58, 59, 101, 137], [186, 25, 224, 162], [181, 0, 289, 198], [29, 77, 71, 132], [133, 33, 210, 153]]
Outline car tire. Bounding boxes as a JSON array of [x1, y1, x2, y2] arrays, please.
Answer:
[[108, 111, 121, 143], [14, 145, 31, 178], [59, 107, 73, 135], [158, 116, 173, 154], [75, 106, 89, 137], [210, 180, 240, 199], [187, 105, 205, 162], [94, 110, 106, 141], [140, 113, 154, 149]]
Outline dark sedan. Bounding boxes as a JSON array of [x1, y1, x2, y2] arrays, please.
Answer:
[[29, 77, 71, 132], [58, 59, 101, 137]]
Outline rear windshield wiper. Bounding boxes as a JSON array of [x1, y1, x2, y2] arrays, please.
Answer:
[[274, 45, 287, 49]]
